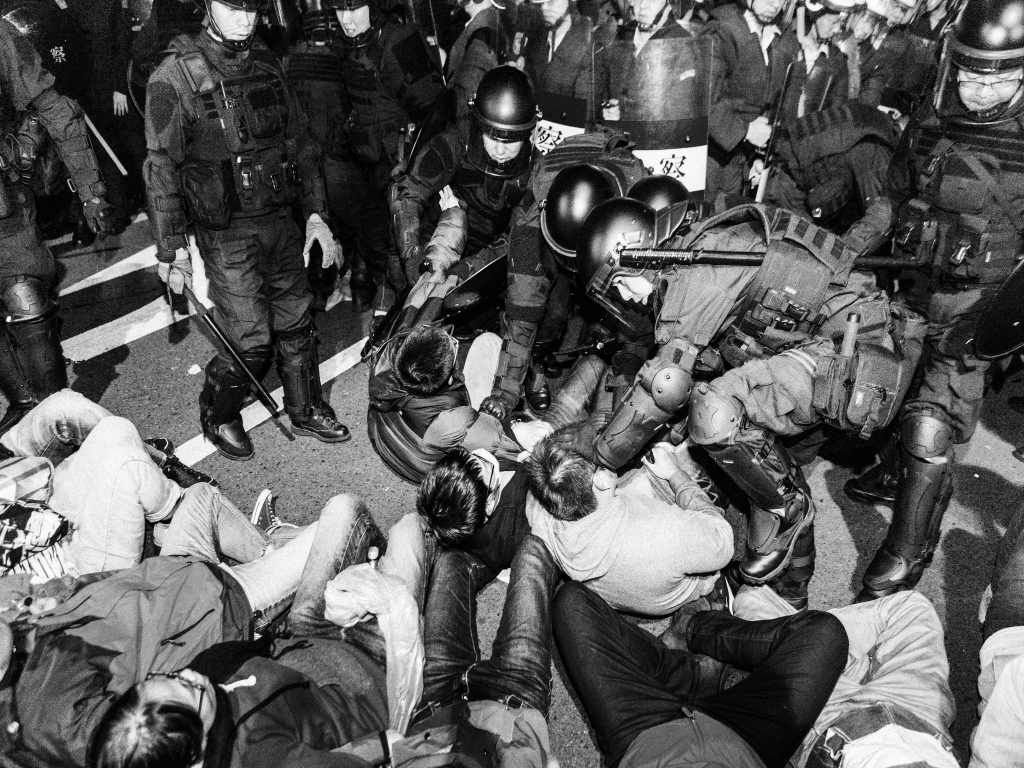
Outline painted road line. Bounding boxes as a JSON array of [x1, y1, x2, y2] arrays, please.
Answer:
[[60, 245, 158, 296], [61, 255, 213, 362], [174, 335, 368, 466]]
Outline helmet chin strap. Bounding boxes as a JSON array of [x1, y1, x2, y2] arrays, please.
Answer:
[[206, 6, 256, 51], [636, 3, 669, 32]]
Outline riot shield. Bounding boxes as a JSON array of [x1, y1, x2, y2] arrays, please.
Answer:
[[594, 34, 712, 202], [0, 0, 90, 101], [534, 88, 588, 155], [974, 261, 1024, 360]]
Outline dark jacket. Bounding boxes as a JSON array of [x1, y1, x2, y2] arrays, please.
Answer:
[[2, 557, 251, 768], [524, 11, 595, 108]]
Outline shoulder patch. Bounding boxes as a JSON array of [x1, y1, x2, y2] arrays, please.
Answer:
[[145, 81, 180, 135]]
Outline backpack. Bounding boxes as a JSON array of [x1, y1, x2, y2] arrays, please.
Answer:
[[0, 456, 70, 580]]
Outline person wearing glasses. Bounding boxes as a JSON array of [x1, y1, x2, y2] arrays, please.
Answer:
[[844, 0, 1024, 601]]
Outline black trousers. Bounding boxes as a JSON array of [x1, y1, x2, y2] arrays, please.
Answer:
[[552, 582, 848, 768]]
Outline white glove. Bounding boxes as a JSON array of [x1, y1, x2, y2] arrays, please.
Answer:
[[303, 212, 342, 270], [157, 248, 194, 295]]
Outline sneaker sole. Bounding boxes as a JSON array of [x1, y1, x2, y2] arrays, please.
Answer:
[[291, 426, 352, 443]]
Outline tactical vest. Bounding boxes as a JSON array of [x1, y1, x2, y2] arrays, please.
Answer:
[[452, 153, 532, 252], [341, 25, 412, 130], [894, 114, 1024, 284], [172, 38, 301, 224], [531, 129, 647, 206], [285, 42, 350, 157], [667, 204, 858, 363]]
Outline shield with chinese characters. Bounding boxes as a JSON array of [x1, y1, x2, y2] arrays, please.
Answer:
[[0, 0, 90, 102], [533, 88, 588, 155], [594, 35, 712, 202]]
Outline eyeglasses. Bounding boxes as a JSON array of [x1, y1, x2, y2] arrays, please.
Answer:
[[146, 671, 206, 713], [957, 74, 1023, 94]]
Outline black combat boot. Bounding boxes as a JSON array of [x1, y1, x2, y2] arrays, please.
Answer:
[[844, 432, 899, 504], [277, 327, 350, 443], [0, 310, 68, 433], [199, 349, 272, 461], [767, 524, 816, 610]]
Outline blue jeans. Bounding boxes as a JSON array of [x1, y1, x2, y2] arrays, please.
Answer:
[[984, 501, 1024, 641], [421, 535, 561, 714], [553, 583, 848, 768]]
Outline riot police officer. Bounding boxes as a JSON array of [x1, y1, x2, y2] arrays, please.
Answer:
[[475, 130, 648, 420], [145, 0, 348, 461], [331, 0, 445, 301], [389, 66, 538, 287], [569, 198, 923, 607], [0, 18, 114, 433], [847, 0, 1024, 600]]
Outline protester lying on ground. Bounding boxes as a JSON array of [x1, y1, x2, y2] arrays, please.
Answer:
[[552, 582, 848, 768], [525, 423, 734, 616], [719, 586, 959, 768], [2, 494, 429, 768], [971, 497, 1024, 768]]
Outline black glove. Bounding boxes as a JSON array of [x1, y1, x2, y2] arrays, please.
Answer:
[[82, 197, 115, 237]]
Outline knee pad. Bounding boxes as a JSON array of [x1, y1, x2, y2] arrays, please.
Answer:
[[900, 410, 954, 461], [275, 326, 315, 360], [643, 362, 692, 412], [2, 276, 56, 323], [689, 384, 745, 447]]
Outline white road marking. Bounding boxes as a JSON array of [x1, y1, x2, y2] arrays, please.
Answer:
[[174, 335, 368, 466], [60, 245, 158, 296], [61, 250, 212, 362]]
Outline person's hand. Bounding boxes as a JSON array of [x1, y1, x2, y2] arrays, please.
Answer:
[[113, 91, 128, 117], [748, 158, 766, 185], [642, 441, 681, 480], [25, 509, 63, 550], [745, 115, 772, 149], [157, 248, 194, 295], [511, 419, 554, 451], [602, 99, 621, 121], [82, 197, 115, 237], [438, 185, 461, 211], [479, 396, 510, 421], [303, 212, 342, 270]]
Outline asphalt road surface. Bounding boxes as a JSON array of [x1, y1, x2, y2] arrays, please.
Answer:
[[34, 214, 1024, 766]]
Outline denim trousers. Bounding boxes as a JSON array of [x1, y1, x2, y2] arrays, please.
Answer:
[[421, 535, 561, 715], [552, 582, 848, 768], [984, 500, 1024, 641]]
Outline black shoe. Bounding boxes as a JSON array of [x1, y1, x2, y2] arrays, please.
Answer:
[[163, 454, 217, 488], [524, 365, 551, 413], [844, 462, 898, 505], [202, 419, 254, 461], [740, 496, 815, 585], [857, 544, 931, 603], [145, 437, 175, 455], [292, 403, 351, 443]]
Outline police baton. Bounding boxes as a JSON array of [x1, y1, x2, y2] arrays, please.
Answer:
[[180, 285, 283, 420], [754, 61, 796, 204]]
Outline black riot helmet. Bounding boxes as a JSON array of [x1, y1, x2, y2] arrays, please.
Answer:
[[466, 66, 540, 178], [541, 163, 633, 271], [200, 0, 268, 50], [328, 0, 380, 47], [934, 0, 1024, 123], [627, 175, 689, 211], [576, 197, 657, 330], [301, 0, 340, 40]]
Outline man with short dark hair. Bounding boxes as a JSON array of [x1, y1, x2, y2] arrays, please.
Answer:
[[525, 424, 734, 616]]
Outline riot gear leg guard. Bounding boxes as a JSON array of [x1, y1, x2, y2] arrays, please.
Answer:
[[594, 340, 694, 471], [689, 382, 816, 585], [276, 326, 351, 443], [524, 340, 554, 414], [859, 411, 954, 601], [200, 347, 273, 461], [0, 276, 67, 433], [349, 245, 376, 311]]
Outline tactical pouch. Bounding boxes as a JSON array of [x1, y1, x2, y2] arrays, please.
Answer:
[[813, 342, 903, 438], [181, 161, 231, 229], [718, 326, 772, 369], [894, 198, 938, 267], [942, 213, 991, 281]]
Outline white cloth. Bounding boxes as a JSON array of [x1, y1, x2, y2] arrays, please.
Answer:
[[970, 626, 1024, 768]]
